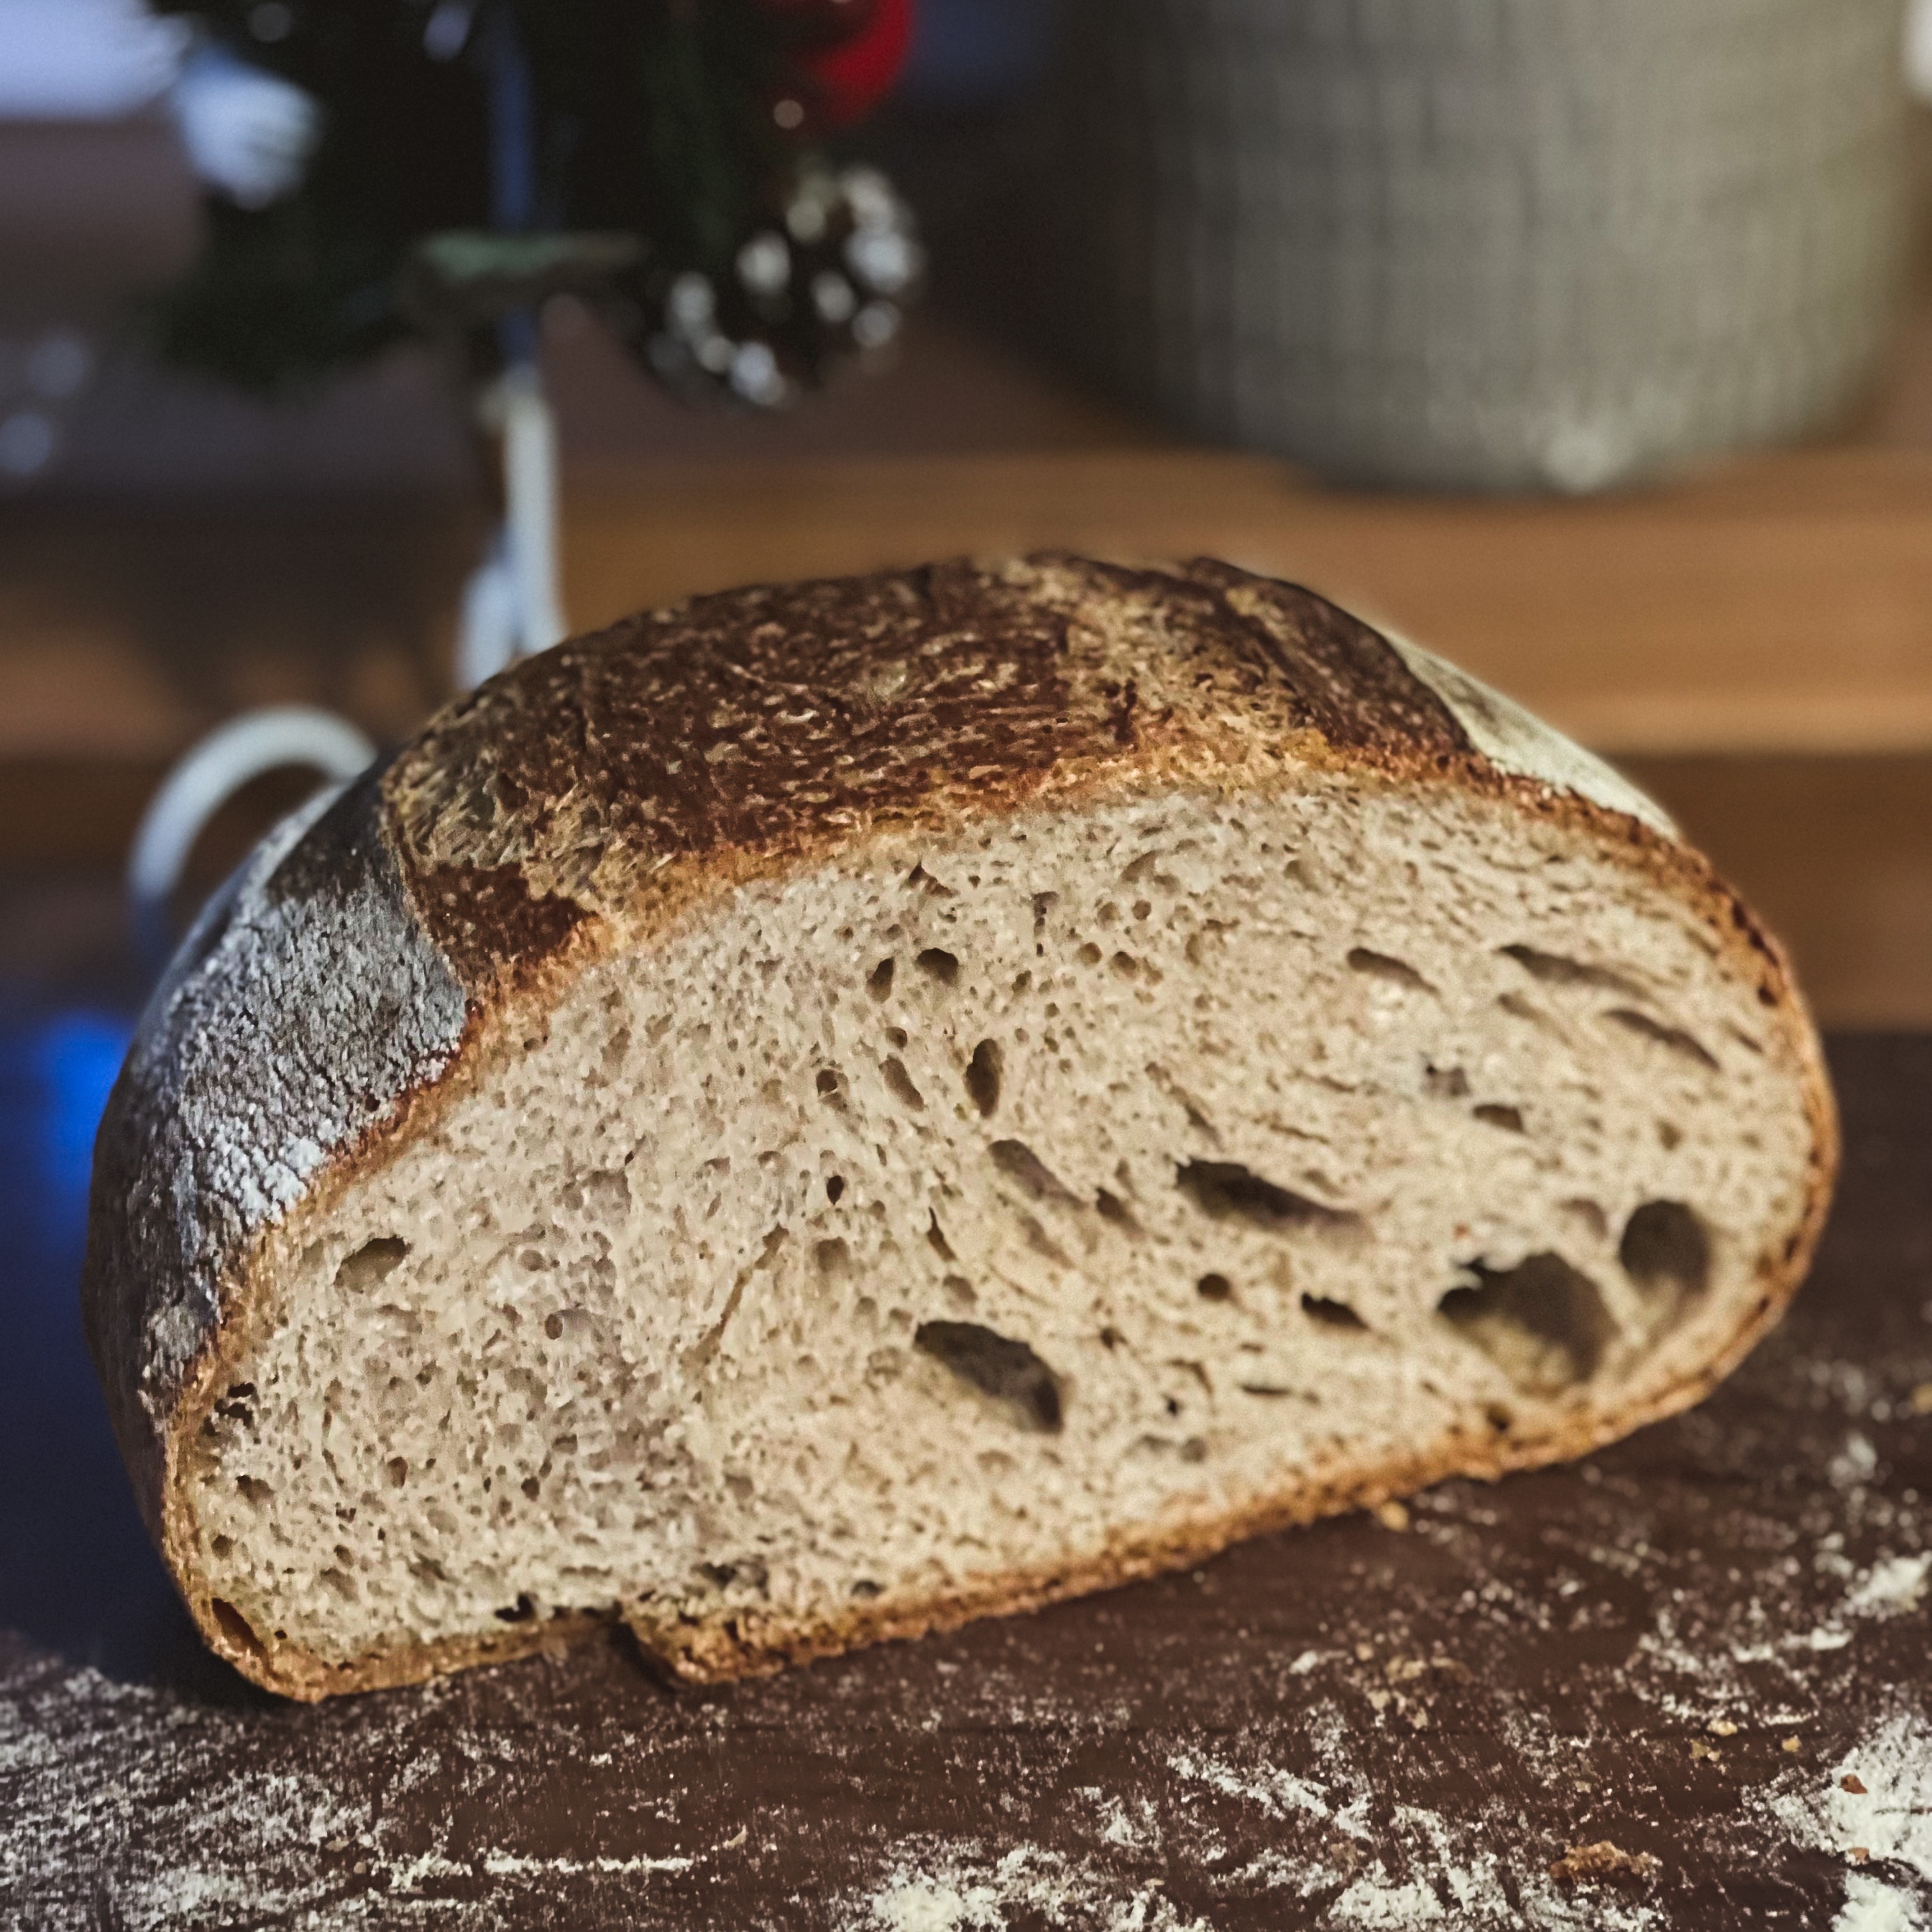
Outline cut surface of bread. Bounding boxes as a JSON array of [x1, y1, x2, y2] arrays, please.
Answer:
[[83, 556, 1835, 1699]]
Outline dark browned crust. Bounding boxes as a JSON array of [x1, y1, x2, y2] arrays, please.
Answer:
[[92, 555, 1839, 1700]]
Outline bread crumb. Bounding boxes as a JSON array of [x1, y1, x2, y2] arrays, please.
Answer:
[[1708, 1719, 1738, 1737], [1547, 1841, 1662, 1887], [1690, 1739, 1722, 1762], [1354, 1643, 1376, 1662], [1782, 1736, 1803, 1754], [1841, 1774, 1869, 1794], [1374, 1500, 1411, 1532]]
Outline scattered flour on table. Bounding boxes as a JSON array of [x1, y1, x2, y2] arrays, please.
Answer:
[[862, 1844, 1208, 1931], [1321, 1805, 1659, 1932], [1764, 1708, 1932, 1879], [1167, 1747, 1368, 1837], [1834, 1872, 1926, 1932], [0, 1659, 708, 1929], [1843, 1554, 1932, 1621], [1763, 1708, 1932, 1931]]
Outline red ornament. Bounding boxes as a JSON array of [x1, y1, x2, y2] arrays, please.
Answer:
[[788, 0, 913, 128]]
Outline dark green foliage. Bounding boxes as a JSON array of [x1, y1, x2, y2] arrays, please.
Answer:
[[148, 1, 801, 394]]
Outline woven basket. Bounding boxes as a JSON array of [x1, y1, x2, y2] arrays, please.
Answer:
[[1054, 0, 1910, 491]]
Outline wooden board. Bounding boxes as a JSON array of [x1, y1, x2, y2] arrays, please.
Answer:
[[561, 444, 1932, 758], [12, 441, 1929, 769], [4, 1036, 1930, 1928]]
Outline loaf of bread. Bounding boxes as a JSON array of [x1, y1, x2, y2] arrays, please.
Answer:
[[84, 556, 1836, 1700]]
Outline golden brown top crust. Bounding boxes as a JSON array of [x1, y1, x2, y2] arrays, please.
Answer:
[[385, 555, 1473, 995]]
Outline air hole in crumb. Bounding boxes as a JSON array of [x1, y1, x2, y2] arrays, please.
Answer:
[[990, 1138, 1077, 1202], [521, 1476, 540, 1500], [1604, 1009, 1719, 1071], [335, 1236, 408, 1293], [210, 1598, 265, 1657], [1486, 1404, 1514, 1432], [1177, 1160, 1357, 1232], [210, 1535, 234, 1558], [1657, 1120, 1683, 1151], [387, 1457, 408, 1488], [601, 1027, 630, 1075], [816, 1067, 847, 1107], [494, 1594, 537, 1623], [1347, 947, 1432, 992], [1561, 1198, 1609, 1240], [1496, 992, 1549, 1029], [1021, 1215, 1075, 1269], [1302, 1294, 1367, 1330], [211, 1381, 256, 1430], [236, 1475, 273, 1505], [1474, 1103, 1525, 1133], [826, 1176, 845, 1204], [1100, 1326, 1123, 1349], [1619, 1200, 1712, 1307], [965, 1039, 1004, 1116], [1197, 1273, 1234, 1302], [581, 1169, 631, 1223], [868, 958, 894, 999], [943, 1273, 976, 1307], [1078, 942, 1103, 966], [915, 1321, 1063, 1432], [851, 1579, 883, 1599], [544, 1312, 565, 1340], [1110, 951, 1140, 979], [1438, 1254, 1615, 1395], [815, 1238, 851, 1276], [1424, 1062, 1470, 1100], [882, 1057, 925, 1109], [926, 1212, 955, 1261], [915, 948, 959, 985], [1032, 892, 1058, 931], [1094, 1189, 1143, 1237], [885, 1025, 908, 1049], [1500, 944, 1646, 999]]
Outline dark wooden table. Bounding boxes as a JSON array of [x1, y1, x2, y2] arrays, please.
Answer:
[[3, 1015, 1929, 1928]]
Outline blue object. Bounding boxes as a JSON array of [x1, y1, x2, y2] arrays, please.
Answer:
[[902, 0, 1062, 107], [480, 0, 541, 369], [0, 999, 182, 1679]]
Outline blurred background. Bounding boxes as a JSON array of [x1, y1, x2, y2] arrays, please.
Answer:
[[3, 0, 1931, 1675]]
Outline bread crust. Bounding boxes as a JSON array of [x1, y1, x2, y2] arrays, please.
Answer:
[[82, 555, 1838, 1699]]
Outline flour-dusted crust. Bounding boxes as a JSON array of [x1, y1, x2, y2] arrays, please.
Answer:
[[83, 555, 1837, 1698]]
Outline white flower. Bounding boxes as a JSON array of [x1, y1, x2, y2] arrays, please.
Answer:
[[168, 42, 319, 210]]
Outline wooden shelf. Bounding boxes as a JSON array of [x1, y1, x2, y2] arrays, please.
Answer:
[[563, 441, 1932, 759]]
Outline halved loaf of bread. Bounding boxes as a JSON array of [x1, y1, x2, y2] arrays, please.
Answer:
[[84, 555, 1836, 1700]]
